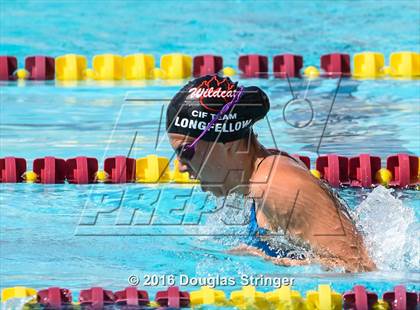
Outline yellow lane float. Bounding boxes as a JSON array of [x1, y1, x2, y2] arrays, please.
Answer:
[[353, 52, 385, 78], [95, 170, 109, 183], [135, 156, 198, 183], [22, 171, 38, 183], [92, 54, 123, 80], [84, 68, 95, 79], [310, 169, 321, 179], [418, 157, 420, 180], [160, 53, 192, 79], [305, 284, 342, 310], [373, 300, 391, 310], [375, 168, 392, 187], [152, 68, 164, 79], [16, 68, 29, 80], [304, 66, 320, 78], [230, 285, 271, 309], [124, 53, 155, 80], [136, 155, 171, 183], [222, 66, 236, 76], [265, 285, 305, 310], [190, 286, 228, 306], [1, 287, 37, 303], [55, 54, 87, 81], [389, 51, 420, 78]]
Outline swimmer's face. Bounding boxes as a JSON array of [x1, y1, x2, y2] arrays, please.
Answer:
[[168, 133, 230, 196]]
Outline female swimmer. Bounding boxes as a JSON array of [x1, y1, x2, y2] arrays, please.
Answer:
[[166, 75, 375, 272]]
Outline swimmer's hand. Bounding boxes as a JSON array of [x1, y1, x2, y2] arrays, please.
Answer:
[[227, 245, 311, 266], [228, 245, 375, 272]]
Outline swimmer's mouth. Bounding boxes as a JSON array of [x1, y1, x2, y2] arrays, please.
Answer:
[[185, 167, 197, 179]]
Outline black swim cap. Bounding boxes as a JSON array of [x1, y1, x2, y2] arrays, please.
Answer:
[[166, 75, 270, 143]]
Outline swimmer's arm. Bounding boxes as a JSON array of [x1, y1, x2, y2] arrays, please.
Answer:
[[227, 245, 311, 266], [254, 160, 376, 272], [267, 184, 375, 272]]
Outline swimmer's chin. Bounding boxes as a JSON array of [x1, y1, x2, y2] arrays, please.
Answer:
[[200, 185, 242, 198], [200, 185, 225, 197]]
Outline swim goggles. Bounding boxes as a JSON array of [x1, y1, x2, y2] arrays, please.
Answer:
[[175, 86, 244, 162]]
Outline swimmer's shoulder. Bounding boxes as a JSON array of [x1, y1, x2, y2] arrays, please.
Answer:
[[258, 151, 308, 174], [249, 152, 310, 194]]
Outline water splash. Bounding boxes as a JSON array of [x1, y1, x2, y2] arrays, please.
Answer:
[[195, 187, 418, 273], [198, 194, 309, 256], [196, 193, 251, 247], [354, 186, 419, 272]]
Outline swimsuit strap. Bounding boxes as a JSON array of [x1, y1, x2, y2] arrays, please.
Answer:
[[248, 199, 269, 236], [247, 199, 284, 257], [247, 199, 305, 259], [256, 148, 300, 171]]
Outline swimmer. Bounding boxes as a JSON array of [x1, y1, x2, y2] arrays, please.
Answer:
[[166, 75, 376, 272]]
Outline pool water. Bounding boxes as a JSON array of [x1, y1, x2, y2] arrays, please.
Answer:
[[1, 0, 419, 300]]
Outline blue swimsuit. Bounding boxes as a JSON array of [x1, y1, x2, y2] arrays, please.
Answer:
[[246, 200, 306, 260], [244, 150, 310, 260]]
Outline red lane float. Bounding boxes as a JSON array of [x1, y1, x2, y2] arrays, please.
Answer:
[[79, 287, 115, 308], [155, 286, 190, 308], [316, 154, 349, 187], [349, 154, 381, 187], [0, 157, 27, 183], [65, 156, 98, 184], [33, 157, 66, 184], [193, 55, 223, 77], [343, 285, 378, 310], [114, 287, 149, 307], [37, 287, 72, 309], [321, 53, 351, 78], [0, 56, 17, 80], [238, 54, 268, 78], [273, 54, 303, 78], [2, 154, 418, 187], [292, 154, 311, 169], [3, 284, 419, 308], [104, 156, 136, 183], [25, 56, 55, 80], [387, 154, 419, 187], [382, 285, 418, 310]]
